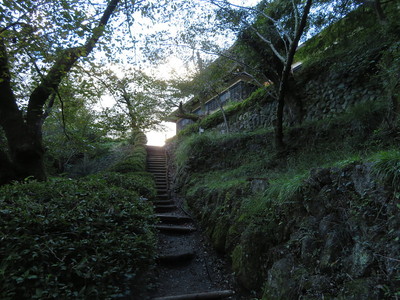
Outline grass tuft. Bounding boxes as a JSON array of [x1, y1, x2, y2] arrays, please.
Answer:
[[370, 150, 400, 191]]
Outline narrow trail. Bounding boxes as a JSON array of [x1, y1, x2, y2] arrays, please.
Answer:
[[145, 146, 240, 300]]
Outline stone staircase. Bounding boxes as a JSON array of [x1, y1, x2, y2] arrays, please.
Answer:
[[146, 146, 235, 300]]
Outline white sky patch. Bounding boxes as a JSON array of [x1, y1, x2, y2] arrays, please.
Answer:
[[229, 0, 260, 6], [99, 94, 116, 109], [152, 56, 196, 80], [146, 122, 176, 146]]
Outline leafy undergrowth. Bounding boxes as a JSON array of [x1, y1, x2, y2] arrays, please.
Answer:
[[169, 106, 400, 298], [0, 132, 157, 299]]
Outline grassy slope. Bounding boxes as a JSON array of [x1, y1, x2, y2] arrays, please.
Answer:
[[171, 102, 400, 298], [169, 3, 400, 298]]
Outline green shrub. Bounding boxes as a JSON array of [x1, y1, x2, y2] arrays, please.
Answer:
[[133, 132, 148, 145], [109, 145, 147, 173], [177, 122, 200, 137], [371, 150, 400, 191], [0, 177, 156, 299], [98, 171, 156, 199]]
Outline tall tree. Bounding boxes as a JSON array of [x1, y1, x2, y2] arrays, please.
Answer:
[[101, 68, 174, 134], [210, 0, 312, 149], [0, 0, 138, 181], [179, 0, 362, 149]]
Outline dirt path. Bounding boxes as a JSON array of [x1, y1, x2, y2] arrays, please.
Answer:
[[145, 146, 247, 300]]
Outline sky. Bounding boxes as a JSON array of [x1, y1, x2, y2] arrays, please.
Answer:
[[100, 0, 261, 146], [146, 0, 261, 145]]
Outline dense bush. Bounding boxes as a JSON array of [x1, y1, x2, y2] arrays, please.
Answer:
[[371, 150, 400, 191], [0, 176, 156, 299], [98, 171, 156, 199], [109, 145, 147, 173]]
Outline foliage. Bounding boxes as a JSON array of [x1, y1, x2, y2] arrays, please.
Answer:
[[377, 40, 400, 126], [109, 145, 147, 173], [172, 93, 400, 295], [98, 67, 176, 134], [0, 176, 156, 299], [98, 171, 156, 199], [42, 80, 111, 175], [0, 0, 203, 182], [295, 1, 400, 78], [108, 131, 147, 174], [0, 119, 155, 298], [371, 150, 400, 192]]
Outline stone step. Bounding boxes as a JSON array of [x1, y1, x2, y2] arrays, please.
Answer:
[[149, 168, 166, 172], [156, 184, 168, 188], [154, 180, 167, 184], [147, 168, 167, 172], [156, 194, 170, 200], [152, 174, 167, 178], [155, 214, 192, 224], [155, 225, 196, 234], [153, 173, 167, 176], [152, 290, 235, 300], [147, 162, 166, 165], [153, 200, 174, 206], [157, 251, 196, 265], [154, 179, 167, 183], [155, 183, 167, 187], [154, 205, 177, 213]]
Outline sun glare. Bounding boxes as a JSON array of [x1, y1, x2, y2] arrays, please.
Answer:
[[146, 122, 176, 146]]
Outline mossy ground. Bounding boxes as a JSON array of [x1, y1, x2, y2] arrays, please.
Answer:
[[169, 100, 400, 298]]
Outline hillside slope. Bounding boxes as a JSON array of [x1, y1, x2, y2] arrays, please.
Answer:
[[166, 3, 400, 299]]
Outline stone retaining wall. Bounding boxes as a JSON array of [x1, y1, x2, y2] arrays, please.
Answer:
[[212, 64, 383, 133]]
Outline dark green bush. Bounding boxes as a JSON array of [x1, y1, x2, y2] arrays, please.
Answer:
[[109, 145, 147, 173], [98, 171, 157, 199], [133, 132, 148, 146], [371, 150, 400, 191], [0, 177, 156, 299]]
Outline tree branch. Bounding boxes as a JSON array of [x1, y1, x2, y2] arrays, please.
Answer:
[[26, 0, 121, 128], [250, 25, 286, 63], [175, 102, 201, 122]]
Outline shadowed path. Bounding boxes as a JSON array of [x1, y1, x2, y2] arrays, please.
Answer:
[[145, 146, 239, 300]]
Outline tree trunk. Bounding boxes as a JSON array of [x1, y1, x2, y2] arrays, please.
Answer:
[[285, 75, 304, 126], [0, 38, 47, 183], [216, 93, 230, 133], [386, 93, 400, 128], [0, 0, 121, 184], [274, 0, 313, 151], [0, 149, 16, 185]]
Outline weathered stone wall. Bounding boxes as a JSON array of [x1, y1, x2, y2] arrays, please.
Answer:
[[212, 62, 382, 133], [170, 148, 400, 298]]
